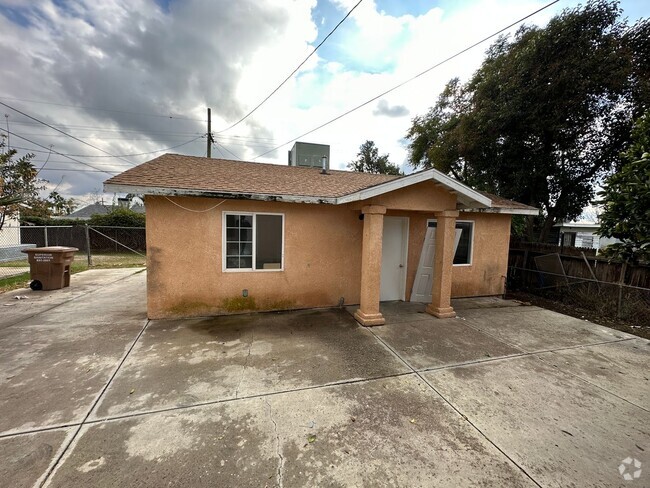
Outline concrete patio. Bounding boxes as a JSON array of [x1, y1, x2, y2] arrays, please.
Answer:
[[0, 269, 647, 487]]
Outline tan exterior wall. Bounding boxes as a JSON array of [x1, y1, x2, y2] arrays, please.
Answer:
[[399, 211, 511, 299], [146, 195, 364, 319], [363, 181, 456, 212], [450, 212, 511, 297], [145, 183, 512, 318]]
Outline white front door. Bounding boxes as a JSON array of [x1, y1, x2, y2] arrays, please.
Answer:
[[380, 217, 408, 301], [411, 225, 462, 303]]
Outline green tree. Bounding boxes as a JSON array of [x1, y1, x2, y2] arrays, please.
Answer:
[[406, 1, 650, 241], [348, 140, 402, 175], [0, 142, 42, 230], [597, 113, 650, 263], [47, 191, 76, 216]]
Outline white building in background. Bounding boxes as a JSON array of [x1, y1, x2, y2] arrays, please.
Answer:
[[554, 204, 622, 252], [0, 213, 21, 247], [554, 220, 620, 251]]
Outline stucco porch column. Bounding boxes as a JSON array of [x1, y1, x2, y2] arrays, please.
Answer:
[[426, 210, 459, 319], [354, 205, 387, 326]]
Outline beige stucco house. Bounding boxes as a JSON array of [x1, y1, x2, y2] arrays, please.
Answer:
[[104, 154, 537, 325]]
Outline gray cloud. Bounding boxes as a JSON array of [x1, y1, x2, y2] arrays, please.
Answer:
[[0, 0, 292, 198], [373, 99, 409, 118]]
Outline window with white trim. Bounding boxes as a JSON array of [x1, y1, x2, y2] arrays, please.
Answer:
[[427, 220, 474, 265], [224, 213, 284, 271]]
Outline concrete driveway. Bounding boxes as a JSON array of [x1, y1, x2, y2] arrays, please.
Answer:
[[1, 270, 647, 487]]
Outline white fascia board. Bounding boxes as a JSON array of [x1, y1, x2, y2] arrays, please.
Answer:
[[105, 168, 496, 209], [460, 207, 539, 216], [335, 171, 434, 204], [335, 169, 492, 207], [553, 222, 599, 228], [103, 183, 337, 205], [429, 169, 492, 207]]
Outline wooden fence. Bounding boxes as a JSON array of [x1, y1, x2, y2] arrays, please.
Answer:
[[509, 240, 649, 288], [508, 241, 649, 326]]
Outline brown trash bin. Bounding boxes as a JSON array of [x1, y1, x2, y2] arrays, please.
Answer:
[[21, 246, 79, 291]]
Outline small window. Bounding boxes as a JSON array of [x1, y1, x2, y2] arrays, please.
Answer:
[[453, 222, 473, 265], [427, 220, 474, 265], [224, 213, 283, 271]]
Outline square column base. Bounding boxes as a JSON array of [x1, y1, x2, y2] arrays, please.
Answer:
[[425, 304, 456, 319], [354, 309, 385, 326]]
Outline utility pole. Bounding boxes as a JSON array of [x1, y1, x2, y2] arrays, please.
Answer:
[[207, 107, 212, 158]]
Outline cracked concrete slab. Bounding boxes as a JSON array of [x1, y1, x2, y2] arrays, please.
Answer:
[[0, 428, 72, 488], [0, 271, 146, 435], [0, 269, 144, 330], [48, 375, 536, 488], [372, 317, 522, 370], [540, 338, 650, 408], [346, 302, 437, 325], [458, 306, 633, 351], [92, 308, 409, 419], [2, 282, 648, 487], [424, 355, 650, 488], [451, 296, 524, 310]]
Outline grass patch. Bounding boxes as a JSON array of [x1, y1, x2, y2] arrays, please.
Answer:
[[0, 259, 31, 267], [85, 252, 146, 268], [0, 272, 31, 293]]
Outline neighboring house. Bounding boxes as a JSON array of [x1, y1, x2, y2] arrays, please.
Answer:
[[554, 221, 619, 250], [0, 212, 21, 246], [0, 212, 36, 262], [104, 153, 537, 323], [62, 202, 146, 220]]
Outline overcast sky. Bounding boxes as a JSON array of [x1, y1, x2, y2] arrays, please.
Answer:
[[0, 0, 647, 205]]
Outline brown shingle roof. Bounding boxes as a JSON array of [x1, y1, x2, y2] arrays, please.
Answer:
[[104, 153, 535, 213], [478, 191, 538, 212], [105, 154, 398, 199]]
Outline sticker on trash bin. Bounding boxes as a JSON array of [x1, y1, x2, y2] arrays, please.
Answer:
[[34, 254, 54, 262]]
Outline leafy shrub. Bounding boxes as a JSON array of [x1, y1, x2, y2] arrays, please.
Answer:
[[89, 208, 145, 227]]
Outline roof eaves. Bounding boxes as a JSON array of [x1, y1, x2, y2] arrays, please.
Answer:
[[103, 183, 338, 205], [335, 169, 492, 207], [461, 207, 539, 216]]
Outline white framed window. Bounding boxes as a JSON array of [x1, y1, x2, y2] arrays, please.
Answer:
[[427, 219, 474, 266], [223, 212, 284, 272]]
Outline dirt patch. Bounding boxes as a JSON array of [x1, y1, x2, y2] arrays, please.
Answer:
[[506, 291, 649, 340]]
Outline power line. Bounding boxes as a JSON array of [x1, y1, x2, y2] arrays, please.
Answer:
[[0, 101, 137, 166], [36, 144, 53, 175], [254, 0, 559, 160], [7, 133, 202, 141], [214, 140, 241, 160], [10, 147, 133, 166], [7, 132, 275, 147], [6, 132, 204, 141], [216, 0, 364, 134], [0, 96, 206, 122], [31, 159, 132, 167], [10, 120, 205, 136], [212, 142, 225, 159], [0, 128, 120, 176], [51, 175, 65, 193], [9, 120, 280, 141], [37, 167, 119, 174], [6, 135, 205, 158], [0, 102, 135, 166]]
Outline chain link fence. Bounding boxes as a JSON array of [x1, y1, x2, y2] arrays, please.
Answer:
[[0, 225, 146, 283]]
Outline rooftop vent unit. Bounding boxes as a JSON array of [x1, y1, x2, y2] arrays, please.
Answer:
[[288, 142, 330, 170]]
